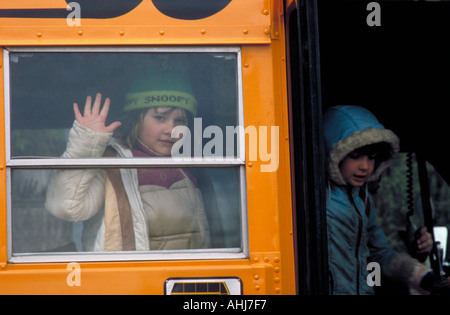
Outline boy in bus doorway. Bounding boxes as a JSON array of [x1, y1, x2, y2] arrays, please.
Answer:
[[45, 62, 210, 252], [324, 105, 449, 295]]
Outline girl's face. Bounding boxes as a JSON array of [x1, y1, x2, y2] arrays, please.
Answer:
[[339, 150, 376, 187], [139, 106, 188, 156]]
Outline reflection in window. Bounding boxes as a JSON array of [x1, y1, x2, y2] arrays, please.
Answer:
[[7, 49, 245, 258]]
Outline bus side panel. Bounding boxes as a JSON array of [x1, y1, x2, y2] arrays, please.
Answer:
[[0, 260, 281, 295], [0, 48, 6, 268], [242, 42, 295, 294]]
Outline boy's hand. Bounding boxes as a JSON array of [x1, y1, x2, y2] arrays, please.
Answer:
[[74, 93, 121, 133]]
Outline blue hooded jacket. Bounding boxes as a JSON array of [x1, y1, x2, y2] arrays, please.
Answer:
[[324, 106, 400, 295]]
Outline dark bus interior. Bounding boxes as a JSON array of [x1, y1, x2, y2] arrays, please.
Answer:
[[319, 1, 450, 182], [318, 0, 450, 292], [288, 0, 450, 294]]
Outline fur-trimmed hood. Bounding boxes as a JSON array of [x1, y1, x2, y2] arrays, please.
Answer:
[[323, 105, 400, 186]]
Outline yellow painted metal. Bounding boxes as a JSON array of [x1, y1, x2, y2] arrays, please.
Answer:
[[0, 0, 273, 45]]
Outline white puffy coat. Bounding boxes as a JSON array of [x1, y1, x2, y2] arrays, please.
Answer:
[[45, 121, 210, 252]]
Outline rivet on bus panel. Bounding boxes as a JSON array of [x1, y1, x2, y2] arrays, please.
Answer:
[[36, 32, 43, 38], [119, 31, 125, 36], [200, 29, 206, 35], [159, 30, 165, 36], [243, 29, 248, 34], [262, 9, 269, 15], [78, 30, 84, 36]]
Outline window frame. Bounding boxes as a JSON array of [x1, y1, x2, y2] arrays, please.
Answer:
[[4, 46, 249, 263]]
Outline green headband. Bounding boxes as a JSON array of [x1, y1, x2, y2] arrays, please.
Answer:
[[124, 90, 198, 116]]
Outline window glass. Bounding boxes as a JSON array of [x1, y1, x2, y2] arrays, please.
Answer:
[[11, 167, 242, 254], [8, 50, 240, 159], [6, 48, 246, 261]]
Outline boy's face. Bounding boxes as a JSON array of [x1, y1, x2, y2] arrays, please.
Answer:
[[139, 106, 188, 156], [339, 150, 376, 187]]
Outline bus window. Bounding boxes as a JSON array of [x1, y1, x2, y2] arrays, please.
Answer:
[[7, 49, 241, 157], [11, 167, 243, 254], [5, 47, 247, 262]]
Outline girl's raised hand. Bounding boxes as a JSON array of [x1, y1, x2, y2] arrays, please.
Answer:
[[73, 93, 121, 133]]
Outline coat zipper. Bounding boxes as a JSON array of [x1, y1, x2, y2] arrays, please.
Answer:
[[348, 188, 363, 295]]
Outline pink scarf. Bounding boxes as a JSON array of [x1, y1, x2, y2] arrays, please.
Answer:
[[132, 141, 197, 188]]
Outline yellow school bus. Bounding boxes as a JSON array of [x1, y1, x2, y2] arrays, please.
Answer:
[[0, 0, 312, 295], [3, 0, 450, 297]]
